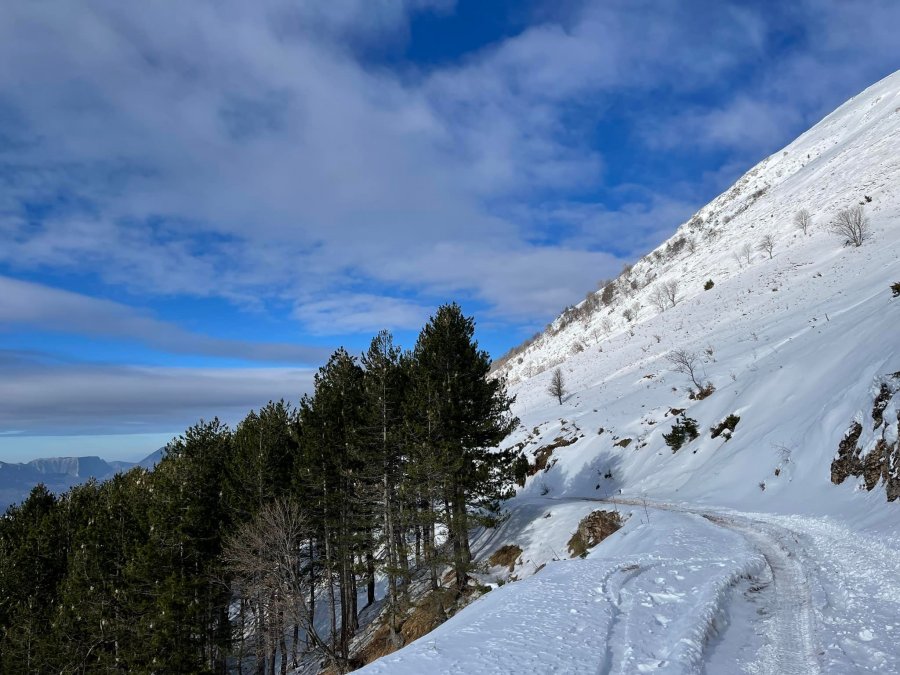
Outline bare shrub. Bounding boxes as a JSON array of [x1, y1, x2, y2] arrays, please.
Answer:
[[222, 498, 337, 667], [651, 281, 679, 312], [664, 280, 679, 306], [757, 234, 775, 259], [600, 283, 616, 306], [734, 242, 753, 267], [794, 209, 812, 235], [666, 348, 704, 391], [686, 236, 698, 254], [650, 284, 669, 312], [829, 205, 870, 247]]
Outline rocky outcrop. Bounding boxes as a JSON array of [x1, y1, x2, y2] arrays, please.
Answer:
[[831, 376, 900, 501]]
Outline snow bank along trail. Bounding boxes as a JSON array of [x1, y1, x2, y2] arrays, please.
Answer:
[[360, 499, 900, 674]]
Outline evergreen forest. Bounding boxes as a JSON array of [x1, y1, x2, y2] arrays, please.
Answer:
[[0, 304, 521, 674]]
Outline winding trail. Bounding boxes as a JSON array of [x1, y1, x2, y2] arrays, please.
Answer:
[[359, 497, 900, 674], [592, 498, 822, 672], [702, 515, 821, 675]]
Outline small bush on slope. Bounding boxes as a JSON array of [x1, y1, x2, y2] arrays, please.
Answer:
[[663, 415, 699, 452], [710, 414, 741, 440]]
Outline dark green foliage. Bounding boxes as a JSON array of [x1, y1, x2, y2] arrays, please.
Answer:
[[407, 303, 519, 591], [0, 485, 66, 673], [704, 279, 715, 290], [663, 415, 699, 452], [512, 453, 529, 487], [891, 281, 900, 297], [227, 400, 299, 521], [710, 414, 741, 440]]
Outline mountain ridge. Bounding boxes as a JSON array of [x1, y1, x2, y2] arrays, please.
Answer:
[[0, 448, 163, 511]]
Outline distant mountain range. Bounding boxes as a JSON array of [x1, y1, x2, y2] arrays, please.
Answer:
[[0, 448, 164, 512]]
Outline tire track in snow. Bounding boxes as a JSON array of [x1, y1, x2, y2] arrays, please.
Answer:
[[598, 561, 652, 675], [594, 498, 823, 674], [705, 515, 822, 675]]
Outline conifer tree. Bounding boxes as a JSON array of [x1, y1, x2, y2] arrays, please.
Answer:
[[408, 303, 519, 591], [360, 330, 409, 641], [295, 348, 368, 668]]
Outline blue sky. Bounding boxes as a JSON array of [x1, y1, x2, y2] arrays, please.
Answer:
[[1, 0, 898, 461]]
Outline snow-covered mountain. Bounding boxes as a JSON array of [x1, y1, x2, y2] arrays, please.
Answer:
[[0, 448, 163, 511], [360, 71, 900, 673]]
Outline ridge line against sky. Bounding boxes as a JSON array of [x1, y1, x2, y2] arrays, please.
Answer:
[[1, 0, 898, 460]]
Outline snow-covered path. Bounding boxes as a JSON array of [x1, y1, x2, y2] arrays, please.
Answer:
[[359, 499, 900, 674], [709, 515, 821, 675]]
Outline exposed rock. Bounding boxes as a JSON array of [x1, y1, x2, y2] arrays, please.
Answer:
[[529, 435, 577, 475], [831, 377, 900, 502], [831, 421, 863, 484], [567, 510, 625, 557]]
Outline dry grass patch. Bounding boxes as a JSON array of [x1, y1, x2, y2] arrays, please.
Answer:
[[488, 544, 522, 571], [400, 588, 458, 645], [355, 622, 399, 666]]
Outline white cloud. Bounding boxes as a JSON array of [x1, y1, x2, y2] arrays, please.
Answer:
[[0, 351, 314, 435], [293, 293, 431, 334], [0, 276, 328, 363], [0, 0, 896, 334]]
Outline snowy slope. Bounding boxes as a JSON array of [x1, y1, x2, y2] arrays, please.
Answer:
[[360, 71, 900, 673]]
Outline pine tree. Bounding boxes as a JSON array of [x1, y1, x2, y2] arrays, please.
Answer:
[[408, 303, 519, 592], [360, 330, 409, 643], [0, 485, 67, 673], [131, 419, 233, 673], [226, 400, 300, 523], [295, 349, 368, 668]]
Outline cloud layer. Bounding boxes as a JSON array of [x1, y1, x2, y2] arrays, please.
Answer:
[[0, 350, 313, 436], [0, 0, 897, 449]]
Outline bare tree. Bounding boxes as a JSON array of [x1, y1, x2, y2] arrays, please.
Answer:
[[548, 368, 566, 405], [794, 208, 812, 235], [663, 280, 679, 307], [686, 236, 698, 254], [222, 498, 340, 673], [666, 349, 703, 391], [829, 205, 870, 247], [600, 316, 613, 335], [757, 234, 775, 259], [740, 242, 753, 265], [650, 284, 669, 312]]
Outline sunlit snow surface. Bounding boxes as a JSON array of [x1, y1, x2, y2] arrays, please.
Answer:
[[358, 71, 900, 674]]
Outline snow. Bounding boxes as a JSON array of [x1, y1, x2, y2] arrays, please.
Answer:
[[357, 71, 900, 673]]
